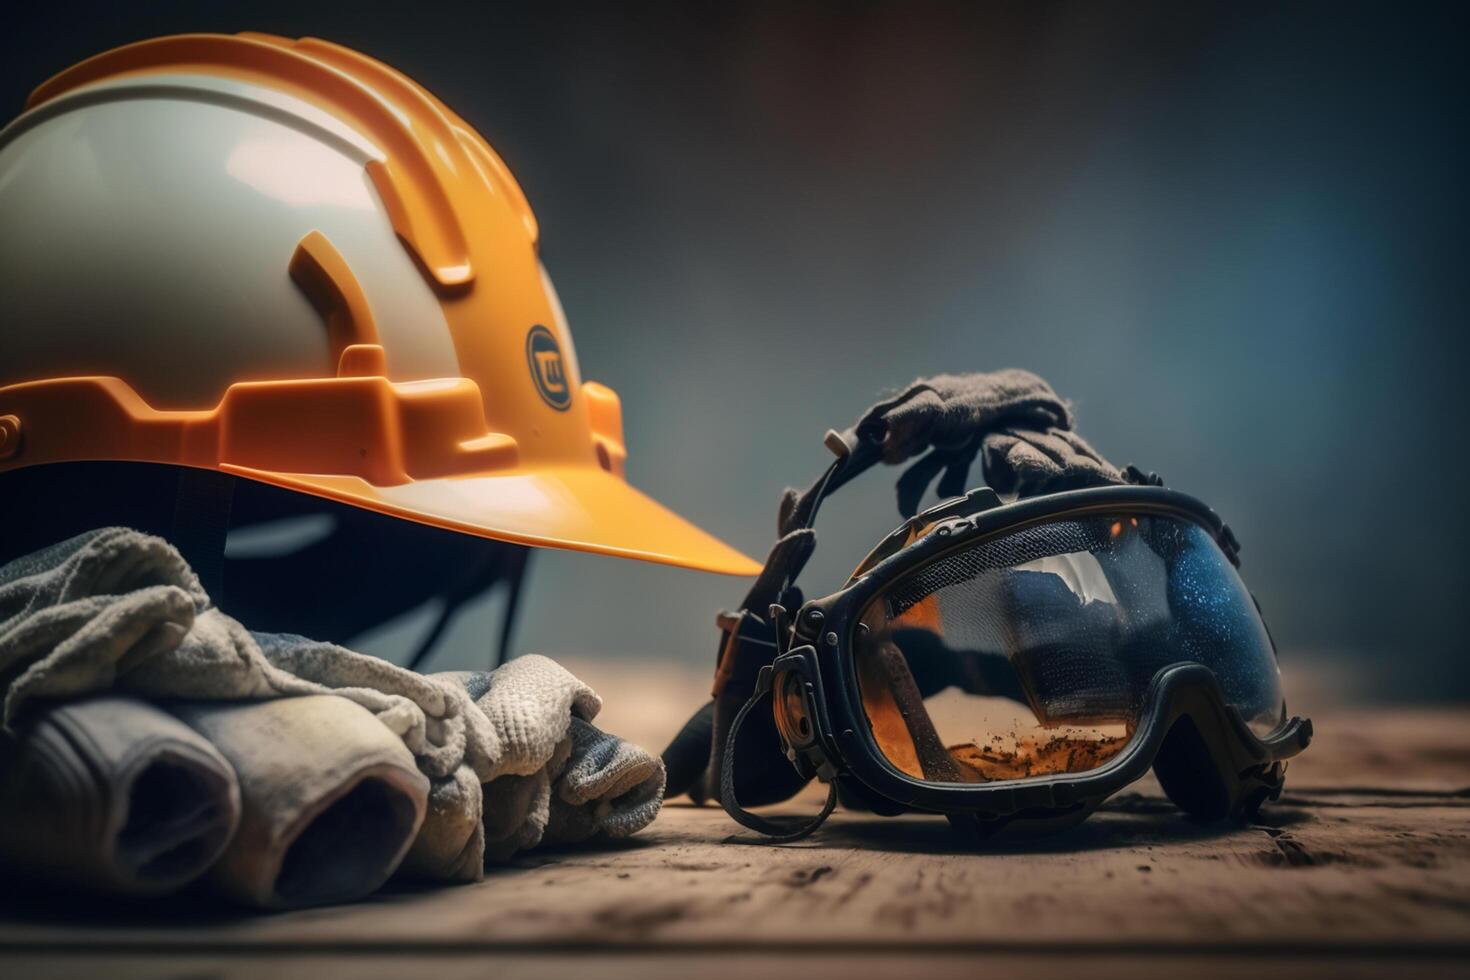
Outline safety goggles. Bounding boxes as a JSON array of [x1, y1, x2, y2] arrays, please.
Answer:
[[715, 435, 1312, 842]]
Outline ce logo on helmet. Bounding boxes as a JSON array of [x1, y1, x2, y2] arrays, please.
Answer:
[[525, 325, 571, 411]]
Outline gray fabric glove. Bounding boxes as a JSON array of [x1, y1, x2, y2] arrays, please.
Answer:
[[545, 716, 665, 845], [847, 370, 1124, 514], [980, 427, 1124, 498], [0, 527, 668, 897], [853, 369, 1076, 461], [0, 695, 240, 896], [0, 528, 314, 726], [438, 662, 666, 860], [171, 695, 428, 909]]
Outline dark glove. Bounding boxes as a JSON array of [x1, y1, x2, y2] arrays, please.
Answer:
[[848, 370, 1123, 515]]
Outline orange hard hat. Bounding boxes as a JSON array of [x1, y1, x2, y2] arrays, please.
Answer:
[[0, 33, 759, 576]]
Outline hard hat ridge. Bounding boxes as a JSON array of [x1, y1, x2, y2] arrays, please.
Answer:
[[0, 32, 760, 576]]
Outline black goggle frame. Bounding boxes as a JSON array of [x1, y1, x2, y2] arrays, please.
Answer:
[[729, 484, 1312, 839]]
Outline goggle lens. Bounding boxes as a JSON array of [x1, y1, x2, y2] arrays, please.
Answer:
[[853, 512, 1286, 784]]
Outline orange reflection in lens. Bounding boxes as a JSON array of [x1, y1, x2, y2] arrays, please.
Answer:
[[948, 731, 1129, 781]]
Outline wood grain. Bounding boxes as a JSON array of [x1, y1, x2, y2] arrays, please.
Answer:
[[1, 678, 1466, 979]]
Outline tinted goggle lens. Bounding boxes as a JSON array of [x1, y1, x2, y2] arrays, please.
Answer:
[[852, 512, 1286, 785]]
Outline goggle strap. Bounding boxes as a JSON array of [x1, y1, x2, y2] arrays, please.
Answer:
[[755, 433, 886, 603], [718, 668, 839, 844]]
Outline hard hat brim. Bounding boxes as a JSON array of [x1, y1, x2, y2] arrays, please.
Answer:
[[225, 463, 763, 576]]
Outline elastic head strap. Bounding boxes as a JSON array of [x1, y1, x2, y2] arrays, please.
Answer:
[[713, 431, 887, 842], [763, 429, 887, 602], [719, 667, 839, 843], [782, 429, 885, 533]]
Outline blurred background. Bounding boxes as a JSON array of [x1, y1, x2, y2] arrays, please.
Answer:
[[5, 1, 1465, 702]]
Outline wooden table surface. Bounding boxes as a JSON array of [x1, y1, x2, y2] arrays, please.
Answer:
[[1, 661, 1467, 979]]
